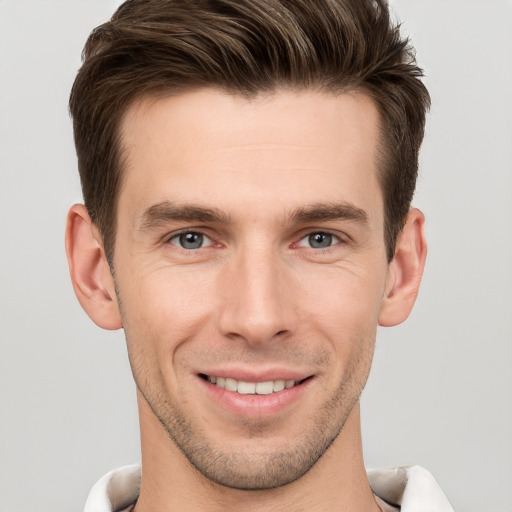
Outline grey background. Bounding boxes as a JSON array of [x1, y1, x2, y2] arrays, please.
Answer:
[[0, 1, 511, 510]]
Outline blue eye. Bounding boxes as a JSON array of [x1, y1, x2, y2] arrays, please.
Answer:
[[170, 232, 211, 250], [299, 232, 339, 249]]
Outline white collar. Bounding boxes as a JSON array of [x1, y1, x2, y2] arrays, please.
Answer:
[[367, 466, 453, 511], [85, 463, 453, 512]]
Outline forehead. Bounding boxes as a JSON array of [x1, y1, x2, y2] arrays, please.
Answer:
[[118, 88, 383, 223]]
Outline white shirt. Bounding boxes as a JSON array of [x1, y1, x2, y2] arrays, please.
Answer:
[[84, 463, 454, 511]]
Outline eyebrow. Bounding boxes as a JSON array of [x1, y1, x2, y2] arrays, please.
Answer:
[[138, 201, 231, 231], [137, 200, 369, 231], [288, 202, 369, 226]]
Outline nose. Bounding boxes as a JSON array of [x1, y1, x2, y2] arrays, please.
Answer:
[[218, 243, 298, 345]]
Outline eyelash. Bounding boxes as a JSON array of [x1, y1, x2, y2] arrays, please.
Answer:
[[166, 229, 346, 252]]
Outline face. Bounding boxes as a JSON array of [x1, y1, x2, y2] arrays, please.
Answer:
[[113, 89, 391, 489]]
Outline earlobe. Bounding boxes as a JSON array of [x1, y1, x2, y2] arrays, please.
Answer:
[[378, 208, 427, 327], [65, 204, 123, 330]]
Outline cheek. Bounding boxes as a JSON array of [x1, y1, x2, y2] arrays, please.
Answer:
[[299, 262, 387, 324], [121, 262, 212, 318], [297, 264, 384, 366], [117, 264, 219, 364]]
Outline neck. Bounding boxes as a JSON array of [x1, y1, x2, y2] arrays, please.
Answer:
[[134, 394, 379, 512]]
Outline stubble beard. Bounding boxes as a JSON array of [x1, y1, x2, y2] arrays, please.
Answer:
[[129, 336, 375, 491]]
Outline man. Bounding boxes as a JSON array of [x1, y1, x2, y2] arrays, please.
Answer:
[[65, 0, 453, 510]]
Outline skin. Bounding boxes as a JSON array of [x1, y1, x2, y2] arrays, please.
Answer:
[[66, 88, 427, 511]]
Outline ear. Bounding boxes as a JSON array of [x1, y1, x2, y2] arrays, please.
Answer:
[[65, 204, 122, 330], [378, 208, 427, 327]]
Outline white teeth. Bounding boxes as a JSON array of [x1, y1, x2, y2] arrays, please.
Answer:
[[255, 381, 274, 395], [207, 376, 298, 394], [238, 381, 256, 394], [273, 380, 285, 392], [225, 378, 237, 392]]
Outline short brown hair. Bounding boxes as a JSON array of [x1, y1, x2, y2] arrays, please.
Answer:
[[69, 0, 430, 263]]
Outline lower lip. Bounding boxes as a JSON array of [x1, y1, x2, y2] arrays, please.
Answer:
[[199, 376, 313, 418]]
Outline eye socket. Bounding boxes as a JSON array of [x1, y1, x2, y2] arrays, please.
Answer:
[[169, 231, 212, 250], [298, 232, 341, 249]]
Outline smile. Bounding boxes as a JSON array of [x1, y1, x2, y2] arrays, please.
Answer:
[[201, 374, 301, 395]]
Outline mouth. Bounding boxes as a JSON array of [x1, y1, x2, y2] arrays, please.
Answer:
[[199, 374, 311, 395]]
